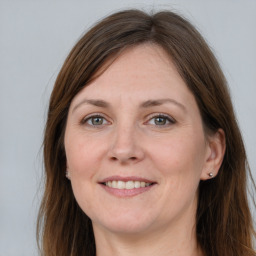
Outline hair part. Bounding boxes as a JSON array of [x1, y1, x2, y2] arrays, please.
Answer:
[[37, 9, 256, 256]]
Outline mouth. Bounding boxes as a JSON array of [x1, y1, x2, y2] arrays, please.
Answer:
[[98, 176, 157, 197], [102, 180, 154, 189]]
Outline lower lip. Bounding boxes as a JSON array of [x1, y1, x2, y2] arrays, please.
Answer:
[[99, 184, 156, 197]]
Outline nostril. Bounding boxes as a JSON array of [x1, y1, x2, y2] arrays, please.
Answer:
[[109, 156, 138, 162], [110, 156, 118, 161]]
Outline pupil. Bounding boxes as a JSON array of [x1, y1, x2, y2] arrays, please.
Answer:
[[155, 117, 166, 125], [92, 117, 103, 125]]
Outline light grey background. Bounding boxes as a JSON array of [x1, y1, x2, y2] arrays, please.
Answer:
[[0, 0, 255, 255]]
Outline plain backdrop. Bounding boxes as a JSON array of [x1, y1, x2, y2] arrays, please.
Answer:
[[0, 0, 255, 255]]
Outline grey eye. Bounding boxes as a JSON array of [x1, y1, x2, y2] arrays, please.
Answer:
[[154, 116, 167, 125], [147, 114, 175, 127], [91, 117, 104, 125], [82, 115, 108, 126]]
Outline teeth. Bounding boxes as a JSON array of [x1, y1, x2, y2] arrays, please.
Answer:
[[104, 180, 152, 189], [126, 181, 134, 189], [112, 180, 117, 188], [117, 181, 125, 189], [134, 181, 140, 188]]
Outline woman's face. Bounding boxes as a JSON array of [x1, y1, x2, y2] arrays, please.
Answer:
[[64, 44, 213, 235]]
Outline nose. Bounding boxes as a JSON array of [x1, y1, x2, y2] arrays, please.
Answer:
[[108, 125, 145, 164]]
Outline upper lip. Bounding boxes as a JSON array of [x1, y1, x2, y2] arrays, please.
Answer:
[[99, 176, 156, 184]]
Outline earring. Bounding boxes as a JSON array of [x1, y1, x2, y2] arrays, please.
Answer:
[[208, 172, 214, 178], [66, 170, 70, 179]]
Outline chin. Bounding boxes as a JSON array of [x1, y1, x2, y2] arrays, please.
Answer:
[[92, 211, 158, 235], [98, 222, 153, 235]]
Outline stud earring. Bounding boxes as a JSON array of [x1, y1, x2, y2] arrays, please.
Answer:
[[66, 170, 70, 179], [208, 172, 214, 178]]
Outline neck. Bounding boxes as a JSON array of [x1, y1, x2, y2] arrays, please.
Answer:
[[93, 219, 204, 256]]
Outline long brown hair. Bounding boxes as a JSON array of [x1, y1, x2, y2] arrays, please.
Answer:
[[37, 9, 256, 256]]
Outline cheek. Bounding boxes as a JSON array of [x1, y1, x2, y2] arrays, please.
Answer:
[[147, 130, 206, 205], [65, 132, 104, 213], [151, 133, 205, 211], [150, 134, 205, 175], [65, 131, 104, 177]]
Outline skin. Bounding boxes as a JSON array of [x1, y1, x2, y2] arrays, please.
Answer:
[[64, 44, 225, 256]]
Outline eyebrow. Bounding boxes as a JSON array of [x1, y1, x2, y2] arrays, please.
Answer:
[[140, 99, 186, 111], [72, 99, 110, 113], [72, 98, 186, 113]]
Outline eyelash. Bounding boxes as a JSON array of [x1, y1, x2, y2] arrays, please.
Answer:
[[146, 113, 176, 127], [80, 113, 176, 127], [80, 113, 110, 126]]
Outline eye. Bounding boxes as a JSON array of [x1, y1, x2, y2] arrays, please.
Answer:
[[147, 114, 175, 126], [81, 114, 109, 126]]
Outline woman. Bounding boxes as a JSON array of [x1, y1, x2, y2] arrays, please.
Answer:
[[37, 9, 256, 256]]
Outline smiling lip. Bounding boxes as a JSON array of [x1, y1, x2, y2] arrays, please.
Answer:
[[100, 175, 155, 183], [99, 176, 157, 198]]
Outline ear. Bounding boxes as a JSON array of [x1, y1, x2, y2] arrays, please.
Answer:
[[200, 128, 226, 180], [66, 162, 70, 179]]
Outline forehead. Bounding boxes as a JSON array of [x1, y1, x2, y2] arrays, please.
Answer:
[[71, 44, 194, 106]]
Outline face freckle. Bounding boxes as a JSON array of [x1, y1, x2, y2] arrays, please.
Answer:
[[64, 44, 209, 236]]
